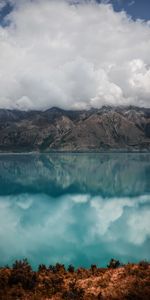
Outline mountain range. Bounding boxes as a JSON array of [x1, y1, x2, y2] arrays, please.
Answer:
[[0, 106, 150, 152]]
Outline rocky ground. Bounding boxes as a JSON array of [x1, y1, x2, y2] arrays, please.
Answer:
[[0, 259, 150, 299], [0, 106, 150, 152]]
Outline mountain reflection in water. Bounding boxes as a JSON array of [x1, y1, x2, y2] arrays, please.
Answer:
[[0, 153, 149, 268]]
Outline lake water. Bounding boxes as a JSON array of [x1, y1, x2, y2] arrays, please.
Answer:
[[0, 153, 150, 269]]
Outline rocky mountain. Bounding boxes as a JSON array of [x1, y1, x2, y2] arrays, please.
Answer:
[[0, 106, 150, 152]]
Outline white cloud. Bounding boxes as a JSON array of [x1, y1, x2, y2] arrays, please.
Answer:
[[89, 195, 150, 245], [0, 0, 150, 110], [0, 193, 149, 266]]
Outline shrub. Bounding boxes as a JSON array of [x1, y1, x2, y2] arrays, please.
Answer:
[[49, 263, 66, 273], [90, 264, 97, 274], [38, 264, 47, 272], [7, 283, 25, 300], [107, 258, 120, 269], [9, 259, 36, 290], [139, 260, 149, 269], [62, 281, 84, 299], [0, 268, 10, 289], [68, 265, 75, 273]]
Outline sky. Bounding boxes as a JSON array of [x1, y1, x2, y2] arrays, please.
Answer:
[[0, 0, 150, 110]]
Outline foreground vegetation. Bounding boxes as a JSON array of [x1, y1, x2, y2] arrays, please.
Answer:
[[0, 259, 149, 299]]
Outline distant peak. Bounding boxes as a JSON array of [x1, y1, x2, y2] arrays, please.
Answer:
[[45, 107, 64, 113]]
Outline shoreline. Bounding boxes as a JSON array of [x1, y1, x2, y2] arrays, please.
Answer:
[[0, 149, 150, 155]]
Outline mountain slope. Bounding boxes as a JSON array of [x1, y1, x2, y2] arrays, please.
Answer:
[[0, 106, 150, 152]]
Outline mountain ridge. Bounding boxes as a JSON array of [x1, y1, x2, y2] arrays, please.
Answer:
[[0, 105, 150, 152]]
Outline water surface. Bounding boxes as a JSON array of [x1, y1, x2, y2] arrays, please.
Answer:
[[0, 153, 150, 268]]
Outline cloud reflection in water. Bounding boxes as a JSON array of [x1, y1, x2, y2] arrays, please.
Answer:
[[0, 192, 149, 268]]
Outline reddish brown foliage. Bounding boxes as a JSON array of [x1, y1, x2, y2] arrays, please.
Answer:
[[0, 260, 149, 300]]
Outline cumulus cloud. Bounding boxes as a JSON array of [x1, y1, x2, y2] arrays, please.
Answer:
[[0, 0, 150, 110], [0, 192, 149, 267]]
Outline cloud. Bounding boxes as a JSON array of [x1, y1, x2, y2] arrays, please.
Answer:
[[0, 192, 149, 267], [0, 1, 6, 10], [0, 0, 150, 110], [89, 195, 150, 245], [128, 1, 135, 7]]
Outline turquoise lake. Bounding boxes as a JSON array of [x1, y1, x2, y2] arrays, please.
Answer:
[[0, 153, 150, 269]]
